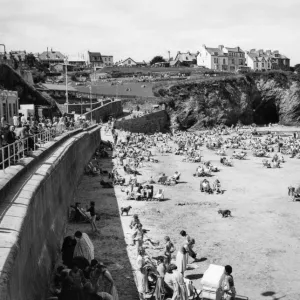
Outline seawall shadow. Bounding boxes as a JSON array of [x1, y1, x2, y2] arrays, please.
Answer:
[[66, 146, 139, 300]]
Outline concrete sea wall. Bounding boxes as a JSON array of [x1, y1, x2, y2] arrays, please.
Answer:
[[83, 100, 123, 122], [0, 126, 101, 300], [115, 110, 170, 133]]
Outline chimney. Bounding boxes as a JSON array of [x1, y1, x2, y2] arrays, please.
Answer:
[[237, 46, 240, 51], [202, 44, 206, 49], [218, 45, 224, 50], [177, 51, 181, 55]]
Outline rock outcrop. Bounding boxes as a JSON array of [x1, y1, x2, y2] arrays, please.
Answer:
[[153, 71, 300, 130]]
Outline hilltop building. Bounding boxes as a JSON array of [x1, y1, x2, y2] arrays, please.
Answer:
[[245, 49, 290, 71], [116, 58, 147, 67], [197, 45, 246, 71], [170, 51, 199, 67], [39, 50, 65, 65]]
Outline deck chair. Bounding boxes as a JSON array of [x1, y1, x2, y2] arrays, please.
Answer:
[[153, 189, 164, 201], [190, 288, 202, 300], [77, 208, 92, 223]]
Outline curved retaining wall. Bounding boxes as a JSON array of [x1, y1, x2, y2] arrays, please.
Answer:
[[0, 126, 101, 300], [115, 110, 169, 134], [83, 100, 123, 123]]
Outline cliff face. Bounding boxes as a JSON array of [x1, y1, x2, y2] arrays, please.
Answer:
[[153, 72, 300, 130]]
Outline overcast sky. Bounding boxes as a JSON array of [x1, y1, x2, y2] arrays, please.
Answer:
[[0, 0, 299, 65]]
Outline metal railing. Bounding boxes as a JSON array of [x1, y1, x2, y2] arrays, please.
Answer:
[[0, 123, 89, 171]]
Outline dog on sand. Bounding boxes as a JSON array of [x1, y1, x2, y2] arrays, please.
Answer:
[[121, 206, 132, 216], [218, 209, 232, 218]]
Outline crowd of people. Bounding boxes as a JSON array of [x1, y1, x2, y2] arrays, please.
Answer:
[[56, 120, 300, 300], [107, 129, 238, 300], [0, 114, 92, 168], [49, 230, 118, 300]]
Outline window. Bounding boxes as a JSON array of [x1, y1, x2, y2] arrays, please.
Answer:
[[223, 59, 226, 65], [239, 59, 244, 65], [232, 59, 235, 64], [256, 63, 259, 68], [128, 60, 131, 64], [13, 103, 16, 115], [2, 103, 6, 120], [262, 63, 264, 67], [214, 57, 218, 64], [9, 103, 12, 117]]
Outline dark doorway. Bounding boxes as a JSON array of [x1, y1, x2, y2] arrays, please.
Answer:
[[253, 101, 279, 125]]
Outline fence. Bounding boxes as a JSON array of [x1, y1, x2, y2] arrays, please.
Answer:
[[0, 123, 92, 170]]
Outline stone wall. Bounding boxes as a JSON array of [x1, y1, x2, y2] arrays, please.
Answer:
[[83, 100, 123, 122], [114, 110, 169, 133], [0, 126, 101, 300]]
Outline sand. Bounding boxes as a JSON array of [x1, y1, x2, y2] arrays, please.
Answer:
[[67, 127, 300, 300]]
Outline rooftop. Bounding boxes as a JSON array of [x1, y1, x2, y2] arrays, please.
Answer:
[[39, 51, 65, 61], [206, 47, 226, 56], [225, 47, 244, 53]]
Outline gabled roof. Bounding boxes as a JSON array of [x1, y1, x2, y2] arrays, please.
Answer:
[[206, 48, 226, 56], [225, 47, 244, 53], [175, 52, 198, 62], [122, 57, 137, 64], [39, 51, 65, 61], [88, 52, 102, 57], [247, 49, 289, 60]]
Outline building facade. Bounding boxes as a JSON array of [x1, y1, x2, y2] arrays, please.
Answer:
[[101, 55, 114, 66], [88, 52, 104, 68], [246, 49, 290, 71], [0, 89, 19, 125], [170, 51, 199, 67], [117, 57, 137, 67], [197, 45, 228, 71], [223, 46, 246, 71], [39, 50, 65, 65]]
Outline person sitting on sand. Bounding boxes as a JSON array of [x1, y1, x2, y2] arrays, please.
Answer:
[[213, 178, 222, 194], [171, 171, 181, 183], [157, 173, 166, 183]]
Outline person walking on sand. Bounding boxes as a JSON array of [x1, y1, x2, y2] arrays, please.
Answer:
[[87, 201, 99, 233]]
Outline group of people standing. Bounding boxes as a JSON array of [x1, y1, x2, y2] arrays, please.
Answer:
[[129, 213, 198, 300], [48, 230, 118, 300]]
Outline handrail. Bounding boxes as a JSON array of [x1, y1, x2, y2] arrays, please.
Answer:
[[0, 123, 91, 170]]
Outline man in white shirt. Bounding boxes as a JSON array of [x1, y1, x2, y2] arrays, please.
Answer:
[[13, 114, 19, 127]]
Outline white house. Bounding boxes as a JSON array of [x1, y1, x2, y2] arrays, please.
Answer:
[[197, 45, 228, 71], [117, 57, 137, 67]]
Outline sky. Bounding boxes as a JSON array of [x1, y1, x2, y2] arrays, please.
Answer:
[[0, 0, 299, 65]]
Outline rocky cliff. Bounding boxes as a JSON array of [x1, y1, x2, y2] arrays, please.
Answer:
[[153, 71, 300, 130]]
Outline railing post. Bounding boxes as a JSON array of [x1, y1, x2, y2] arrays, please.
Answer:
[[1, 148, 4, 170]]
